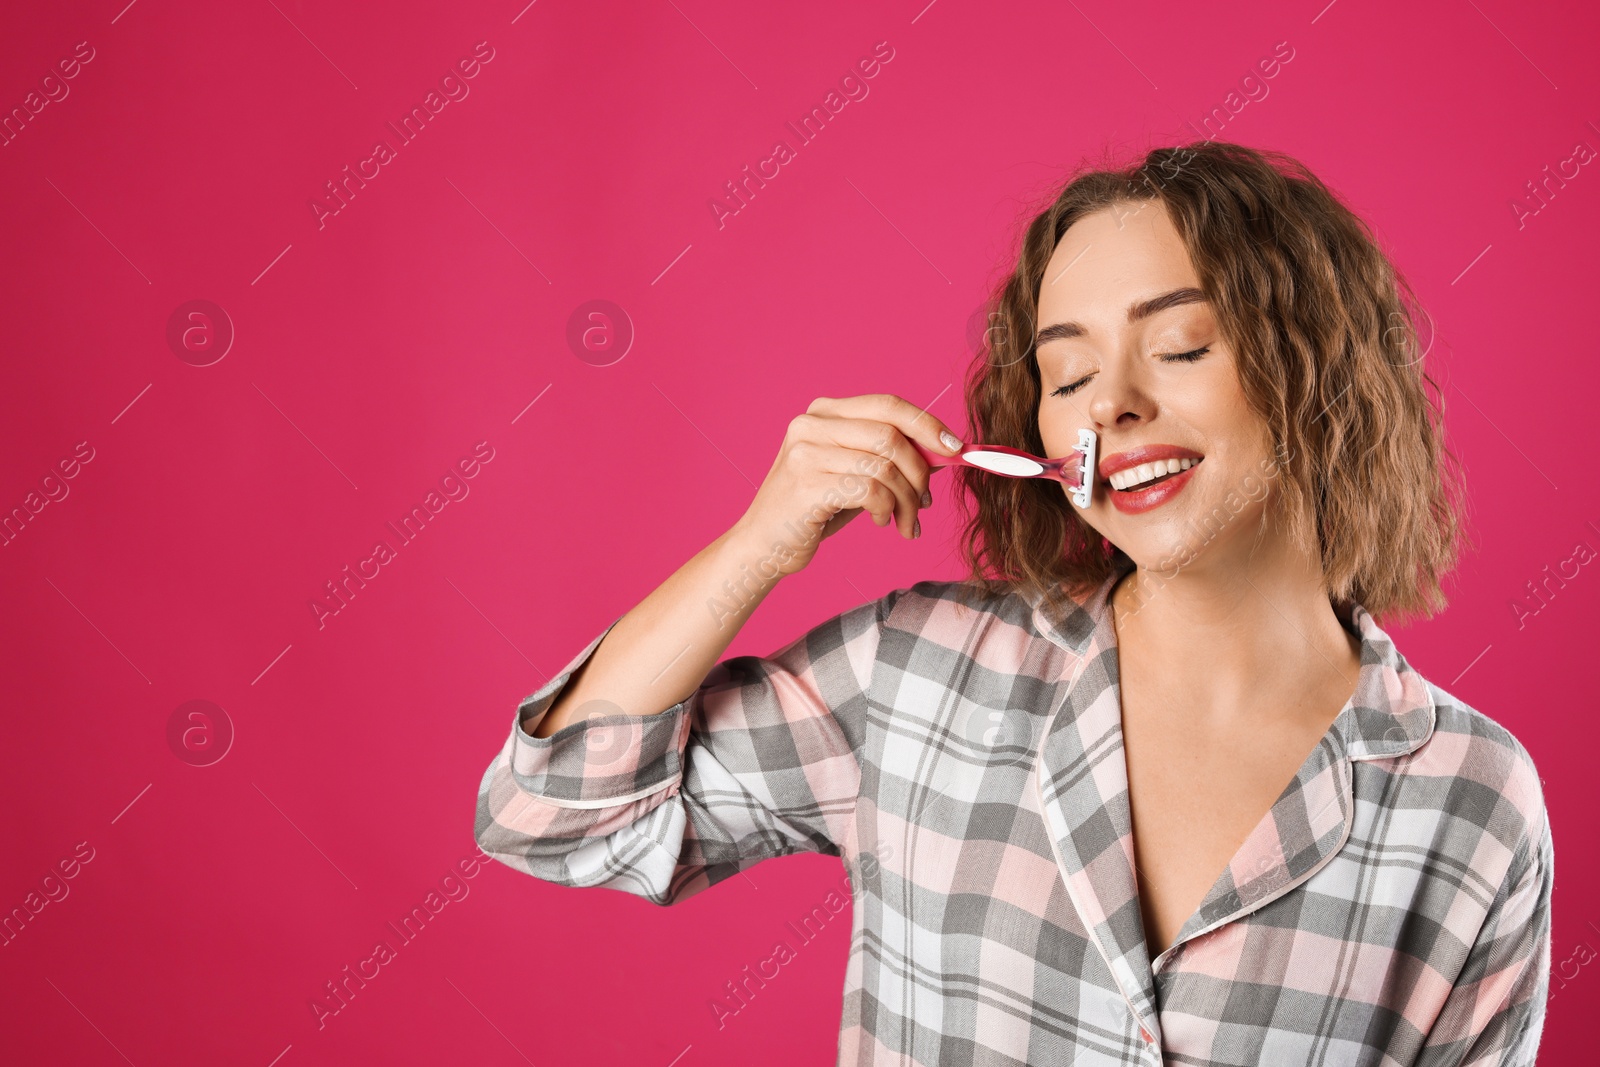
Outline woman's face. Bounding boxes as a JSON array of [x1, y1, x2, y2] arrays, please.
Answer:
[[1035, 201, 1283, 577]]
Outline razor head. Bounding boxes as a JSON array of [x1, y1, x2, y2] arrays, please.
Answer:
[[1069, 428, 1096, 510]]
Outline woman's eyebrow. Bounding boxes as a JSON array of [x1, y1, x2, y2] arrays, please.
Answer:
[[1034, 287, 1208, 347]]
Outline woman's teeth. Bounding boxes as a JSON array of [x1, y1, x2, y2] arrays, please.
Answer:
[[1109, 457, 1199, 491]]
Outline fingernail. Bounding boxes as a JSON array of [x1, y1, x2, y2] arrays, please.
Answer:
[[912, 518, 921, 538], [920, 488, 932, 508], [940, 430, 963, 452]]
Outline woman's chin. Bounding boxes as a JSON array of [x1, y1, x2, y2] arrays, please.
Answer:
[[1109, 536, 1211, 579]]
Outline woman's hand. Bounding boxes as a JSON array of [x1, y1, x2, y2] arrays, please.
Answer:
[[729, 394, 965, 577]]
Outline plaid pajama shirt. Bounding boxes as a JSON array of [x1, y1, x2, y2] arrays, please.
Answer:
[[475, 560, 1553, 1066]]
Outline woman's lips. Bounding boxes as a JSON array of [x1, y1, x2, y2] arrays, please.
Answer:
[[1107, 461, 1200, 514]]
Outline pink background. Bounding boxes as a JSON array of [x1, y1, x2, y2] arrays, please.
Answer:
[[1, 0, 1594, 1063]]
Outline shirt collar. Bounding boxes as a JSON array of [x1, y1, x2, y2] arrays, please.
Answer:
[[1024, 557, 1437, 759]]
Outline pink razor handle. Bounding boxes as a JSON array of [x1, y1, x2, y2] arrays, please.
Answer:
[[912, 428, 1097, 510]]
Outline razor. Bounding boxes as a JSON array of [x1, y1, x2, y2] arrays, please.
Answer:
[[913, 428, 1098, 509]]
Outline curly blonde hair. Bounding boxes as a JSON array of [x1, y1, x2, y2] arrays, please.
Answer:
[[950, 141, 1465, 624]]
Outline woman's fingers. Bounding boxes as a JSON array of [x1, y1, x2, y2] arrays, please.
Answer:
[[806, 394, 964, 460], [793, 409, 953, 536], [807, 444, 911, 535], [733, 394, 961, 578], [788, 423, 914, 537]]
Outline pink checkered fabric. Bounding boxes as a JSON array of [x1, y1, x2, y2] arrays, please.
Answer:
[[475, 561, 1553, 1066]]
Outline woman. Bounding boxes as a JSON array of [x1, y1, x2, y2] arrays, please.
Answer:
[[474, 141, 1552, 1066]]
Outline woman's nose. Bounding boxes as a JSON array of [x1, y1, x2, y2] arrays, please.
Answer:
[[1086, 367, 1153, 428]]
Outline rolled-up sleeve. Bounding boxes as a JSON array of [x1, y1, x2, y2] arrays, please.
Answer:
[[473, 590, 895, 906]]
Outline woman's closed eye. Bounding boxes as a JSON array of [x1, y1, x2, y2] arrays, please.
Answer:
[[1048, 345, 1212, 397]]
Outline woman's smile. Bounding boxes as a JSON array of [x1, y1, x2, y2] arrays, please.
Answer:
[[1113, 454, 1203, 511], [1099, 445, 1205, 514]]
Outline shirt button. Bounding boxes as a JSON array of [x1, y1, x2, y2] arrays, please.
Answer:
[[1140, 1026, 1155, 1043]]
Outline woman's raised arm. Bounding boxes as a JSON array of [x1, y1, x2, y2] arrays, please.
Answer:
[[530, 394, 963, 738], [473, 395, 964, 906]]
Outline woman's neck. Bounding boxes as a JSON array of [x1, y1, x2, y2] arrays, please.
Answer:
[[1110, 533, 1362, 726]]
